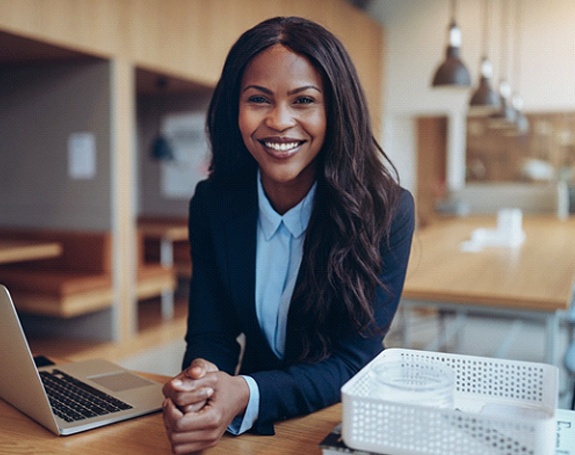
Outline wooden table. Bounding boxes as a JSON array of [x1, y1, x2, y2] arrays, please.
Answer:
[[0, 370, 341, 454], [0, 239, 62, 264], [401, 215, 575, 366], [2, 369, 574, 454], [137, 217, 188, 319], [137, 218, 188, 268]]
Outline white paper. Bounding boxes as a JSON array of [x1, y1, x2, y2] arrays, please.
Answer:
[[68, 132, 96, 179], [160, 113, 210, 199]]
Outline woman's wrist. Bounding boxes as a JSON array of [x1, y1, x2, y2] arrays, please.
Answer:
[[230, 375, 251, 415]]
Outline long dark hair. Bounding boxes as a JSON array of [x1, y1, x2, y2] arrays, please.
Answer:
[[207, 16, 401, 362]]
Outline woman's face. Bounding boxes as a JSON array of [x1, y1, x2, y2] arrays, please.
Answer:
[[238, 44, 326, 210]]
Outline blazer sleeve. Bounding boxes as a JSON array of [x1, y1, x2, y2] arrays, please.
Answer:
[[250, 189, 415, 435], [182, 180, 244, 374]]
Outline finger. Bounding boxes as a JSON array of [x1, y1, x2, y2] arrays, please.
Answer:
[[164, 412, 215, 454], [162, 398, 183, 430], [170, 382, 213, 409], [185, 358, 211, 380], [186, 358, 219, 378], [180, 399, 207, 413], [162, 369, 193, 397], [174, 387, 214, 409], [168, 373, 215, 394], [201, 359, 219, 373]]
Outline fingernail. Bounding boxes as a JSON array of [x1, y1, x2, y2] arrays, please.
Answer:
[[205, 388, 214, 397], [172, 379, 182, 387]]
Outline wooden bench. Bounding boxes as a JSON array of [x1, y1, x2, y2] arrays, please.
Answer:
[[135, 230, 178, 319], [138, 216, 192, 279], [0, 228, 176, 318]]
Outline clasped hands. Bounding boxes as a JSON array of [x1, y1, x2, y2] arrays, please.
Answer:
[[162, 358, 250, 454]]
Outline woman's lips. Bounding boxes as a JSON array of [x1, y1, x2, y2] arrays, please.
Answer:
[[259, 139, 304, 158]]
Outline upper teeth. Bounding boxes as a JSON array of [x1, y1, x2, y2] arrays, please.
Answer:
[[265, 141, 300, 151]]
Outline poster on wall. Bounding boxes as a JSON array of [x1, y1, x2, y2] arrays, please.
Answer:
[[160, 112, 210, 199]]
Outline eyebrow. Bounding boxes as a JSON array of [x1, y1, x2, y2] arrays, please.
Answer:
[[242, 84, 322, 95]]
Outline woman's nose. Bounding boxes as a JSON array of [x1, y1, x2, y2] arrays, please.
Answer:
[[265, 104, 296, 131]]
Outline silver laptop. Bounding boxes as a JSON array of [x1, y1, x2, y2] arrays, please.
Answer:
[[0, 284, 164, 435]]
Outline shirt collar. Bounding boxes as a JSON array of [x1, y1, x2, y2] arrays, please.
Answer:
[[257, 170, 316, 240]]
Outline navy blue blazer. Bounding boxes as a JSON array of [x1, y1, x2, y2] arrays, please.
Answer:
[[183, 176, 415, 435]]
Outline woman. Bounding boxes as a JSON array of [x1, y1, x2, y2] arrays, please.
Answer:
[[162, 16, 414, 453]]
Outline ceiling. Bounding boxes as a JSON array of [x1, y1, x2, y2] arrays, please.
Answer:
[[0, 31, 91, 64], [0, 30, 213, 95]]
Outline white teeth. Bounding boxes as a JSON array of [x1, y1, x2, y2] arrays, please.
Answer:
[[264, 141, 300, 151]]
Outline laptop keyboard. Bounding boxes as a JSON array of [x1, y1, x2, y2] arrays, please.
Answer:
[[40, 370, 133, 422]]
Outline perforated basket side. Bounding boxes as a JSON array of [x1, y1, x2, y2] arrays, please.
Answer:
[[341, 395, 555, 455], [341, 349, 558, 455], [386, 349, 558, 413]]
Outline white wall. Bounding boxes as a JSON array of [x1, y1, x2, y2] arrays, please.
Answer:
[[368, 0, 575, 194], [137, 91, 212, 217], [0, 59, 112, 230]]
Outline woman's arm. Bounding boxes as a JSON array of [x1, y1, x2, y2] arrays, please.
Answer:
[[182, 180, 244, 373], [251, 189, 415, 434]]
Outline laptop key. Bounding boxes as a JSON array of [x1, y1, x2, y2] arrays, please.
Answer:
[[40, 370, 132, 422]]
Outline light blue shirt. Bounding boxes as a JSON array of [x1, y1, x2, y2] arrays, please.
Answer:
[[228, 172, 315, 435]]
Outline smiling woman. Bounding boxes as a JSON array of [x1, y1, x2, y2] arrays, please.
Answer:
[[160, 16, 415, 454], [238, 44, 327, 214]]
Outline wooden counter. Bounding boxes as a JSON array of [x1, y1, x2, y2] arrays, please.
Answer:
[[401, 215, 575, 365]]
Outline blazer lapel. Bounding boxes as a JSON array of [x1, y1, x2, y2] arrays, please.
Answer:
[[220, 177, 293, 368]]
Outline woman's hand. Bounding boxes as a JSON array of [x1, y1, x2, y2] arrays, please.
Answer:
[[162, 358, 219, 413], [162, 367, 250, 454]]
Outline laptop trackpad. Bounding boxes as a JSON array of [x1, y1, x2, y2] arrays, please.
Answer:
[[90, 372, 155, 392]]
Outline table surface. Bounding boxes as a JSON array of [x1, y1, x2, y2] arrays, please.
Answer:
[[0, 370, 341, 454], [0, 239, 62, 265], [403, 215, 575, 312]]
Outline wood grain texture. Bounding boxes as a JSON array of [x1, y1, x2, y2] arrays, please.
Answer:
[[404, 215, 575, 311], [0, 0, 383, 120], [0, 366, 341, 455]]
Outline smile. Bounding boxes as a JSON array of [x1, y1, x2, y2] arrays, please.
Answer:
[[262, 141, 303, 152]]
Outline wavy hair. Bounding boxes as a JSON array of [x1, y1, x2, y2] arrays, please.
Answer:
[[207, 16, 401, 362]]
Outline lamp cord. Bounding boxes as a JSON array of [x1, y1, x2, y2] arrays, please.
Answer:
[[481, 0, 490, 58], [512, 0, 522, 91], [499, 0, 509, 83]]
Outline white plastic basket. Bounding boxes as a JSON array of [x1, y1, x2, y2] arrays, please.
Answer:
[[341, 348, 558, 455]]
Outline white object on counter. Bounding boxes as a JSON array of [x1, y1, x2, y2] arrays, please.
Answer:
[[460, 208, 526, 251], [557, 180, 570, 220]]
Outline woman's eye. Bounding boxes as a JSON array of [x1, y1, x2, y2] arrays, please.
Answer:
[[295, 97, 314, 104], [248, 96, 267, 103]]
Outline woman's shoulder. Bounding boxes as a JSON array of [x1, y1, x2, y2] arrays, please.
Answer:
[[190, 176, 258, 216], [388, 187, 415, 240], [397, 187, 415, 217]]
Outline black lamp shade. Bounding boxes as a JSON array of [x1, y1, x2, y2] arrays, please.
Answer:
[[151, 135, 174, 161], [470, 77, 500, 108], [469, 56, 500, 113], [432, 46, 472, 87]]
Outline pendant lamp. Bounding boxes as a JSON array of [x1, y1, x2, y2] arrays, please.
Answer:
[[511, 93, 529, 134], [490, 79, 517, 128], [150, 77, 175, 161], [469, 0, 500, 114], [489, 0, 518, 128], [431, 0, 471, 87], [509, 0, 529, 134]]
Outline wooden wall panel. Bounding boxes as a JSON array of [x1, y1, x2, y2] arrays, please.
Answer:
[[416, 116, 448, 227], [0, 0, 383, 122]]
